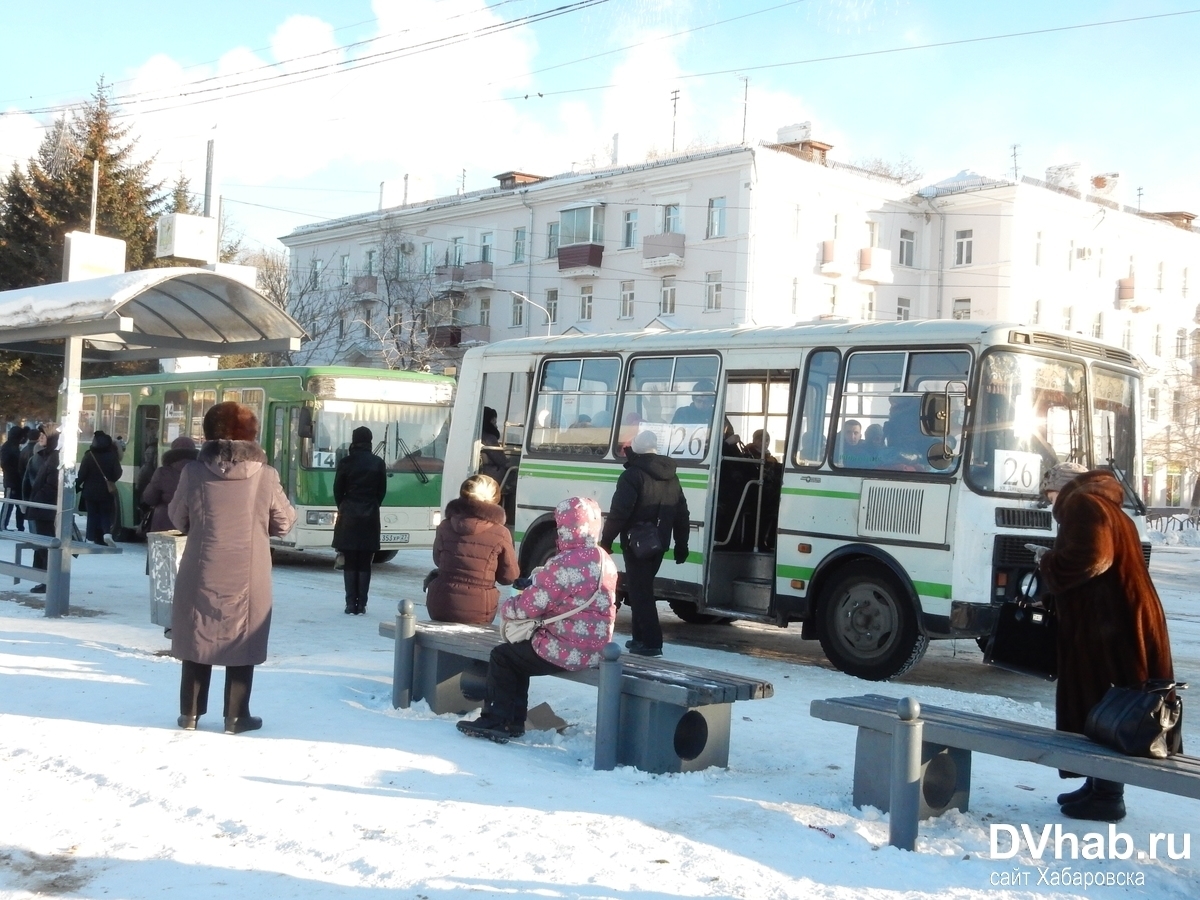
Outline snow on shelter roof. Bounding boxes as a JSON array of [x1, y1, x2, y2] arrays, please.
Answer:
[[0, 268, 305, 361]]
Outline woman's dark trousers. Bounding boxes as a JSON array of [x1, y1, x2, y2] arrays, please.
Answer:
[[485, 640, 561, 724], [31, 518, 55, 574], [85, 495, 114, 544], [624, 551, 665, 650], [180, 660, 255, 718], [342, 550, 375, 613]]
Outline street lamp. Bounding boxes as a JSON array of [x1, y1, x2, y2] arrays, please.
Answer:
[[510, 291, 552, 337]]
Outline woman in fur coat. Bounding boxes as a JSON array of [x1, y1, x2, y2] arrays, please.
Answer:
[[426, 475, 519, 624], [168, 402, 296, 735], [1037, 468, 1175, 821], [141, 435, 198, 533]]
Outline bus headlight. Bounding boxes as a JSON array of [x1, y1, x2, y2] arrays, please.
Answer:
[[430, 509, 443, 528], [1018, 571, 1039, 599], [306, 510, 337, 526]]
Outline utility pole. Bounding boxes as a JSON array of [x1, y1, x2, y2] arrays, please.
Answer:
[[1010, 144, 1020, 182], [1137, 187, 1144, 212], [670, 89, 680, 153], [461, 169, 467, 194], [739, 76, 749, 144], [203, 139, 215, 218]]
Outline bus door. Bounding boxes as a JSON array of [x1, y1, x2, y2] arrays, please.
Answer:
[[477, 370, 531, 528], [269, 404, 301, 502], [707, 368, 795, 617], [132, 404, 161, 516]]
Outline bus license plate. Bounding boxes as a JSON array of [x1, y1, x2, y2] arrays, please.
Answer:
[[380, 533, 410, 544]]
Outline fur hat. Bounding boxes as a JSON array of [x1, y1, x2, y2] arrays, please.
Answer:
[[1041, 461, 1087, 494], [202, 401, 259, 442], [630, 430, 658, 455], [352, 426, 373, 445]]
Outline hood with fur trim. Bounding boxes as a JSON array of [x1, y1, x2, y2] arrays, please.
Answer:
[[199, 439, 267, 480], [445, 496, 507, 535]]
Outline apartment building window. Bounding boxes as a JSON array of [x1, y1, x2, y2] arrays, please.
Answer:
[[480, 232, 493, 263], [1122, 320, 1133, 351], [513, 227, 526, 263], [479, 296, 490, 326], [660, 276, 676, 315], [1158, 261, 1165, 292], [1154, 324, 1163, 357], [1035, 231, 1042, 266], [1098, 247, 1105, 278], [866, 221, 878, 248], [560, 207, 603, 245], [1068, 240, 1075, 271], [1184, 268, 1190, 298], [828, 283, 837, 314], [623, 210, 638, 249], [365, 249, 376, 276], [579, 285, 593, 321], [954, 229, 973, 266], [450, 237, 464, 266], [1174, 390, 1184, 424], [337, 315, 345, 340], [340, 254, 351, 285], [1129, 256, 1136, 278], [1062, 306, 1072, 331], [511, 293, 524, 327], [546, 222, 559, 257], [1092, 313, 1103, 339], [832, 214, 839, 240], [1177, 328, 1188, 358], [706, 197, 726, 238], [422, 242, 434, 274], [791, 277, 798, 315], [705, 272, 722, 311], [309, 258, 323, 289], [545, 289, 558, 325], [1148, 388, 1159, 421], [619, 281, 634, 319], [896, 296, 910, 320], [898, 229, 914, 267], [863, 291, 876, 320], [362, 305, 373, 333], [1032, 300, 1041, 325], [793, 204, 801, 236], [952, 298, 971, 321], [663, 203, 681, 234]]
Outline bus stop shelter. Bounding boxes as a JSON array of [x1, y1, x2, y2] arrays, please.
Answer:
[[0, 267, 305, 616]]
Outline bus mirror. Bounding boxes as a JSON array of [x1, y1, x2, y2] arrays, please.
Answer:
[[298, 407, 314, 439], [919, 393, 947, 437]]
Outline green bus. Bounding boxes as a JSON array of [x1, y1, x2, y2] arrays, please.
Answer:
[[78, 366, 455, 559]]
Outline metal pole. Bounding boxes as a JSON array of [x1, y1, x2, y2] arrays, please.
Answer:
[[594, 642, 622, 770], [392, 599, 417, 709], [89, 160, 99, 234], [46, 335, 82, 618], [203, 139, 215, 218], [889, 697, 924, 851], [739, 76, 749, 143]]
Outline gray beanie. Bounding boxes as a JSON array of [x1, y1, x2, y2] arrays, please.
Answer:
[[630, 430, 658, 454], [1041, 461, 1087, 493]]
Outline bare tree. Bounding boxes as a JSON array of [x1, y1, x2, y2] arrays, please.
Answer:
[[1142, 364, 1200, 505], [851, 155, 925, 185]]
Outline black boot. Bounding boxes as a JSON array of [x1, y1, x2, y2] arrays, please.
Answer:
[[1056, 778, 1092, 806], [224, 716, 263, 735], [345, 597, 355, 614], [1061, 779, 1125, 821]]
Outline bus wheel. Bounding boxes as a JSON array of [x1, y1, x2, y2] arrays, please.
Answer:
[[816, 564, 927, 681], [522, 529, 558, 577], [668, 599, 736, 625], [372, 550, 399, 564]]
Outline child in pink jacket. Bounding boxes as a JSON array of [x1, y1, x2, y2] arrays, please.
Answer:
[[458, 496, 617, 742]]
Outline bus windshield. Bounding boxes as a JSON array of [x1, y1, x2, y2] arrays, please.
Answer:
[[310, 400, 449, 472], [967, 351, 1086, 496], [1091, 366, 1138, 487]]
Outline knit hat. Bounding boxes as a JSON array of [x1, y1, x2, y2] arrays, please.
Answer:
[[352, 426, 373, 445], [1041, 461, 1087, 493], [170, 435, 197, 452], [630, 430, 658, 454]]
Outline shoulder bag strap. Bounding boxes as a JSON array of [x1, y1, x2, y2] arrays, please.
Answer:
[[536, 583, 604, 627]]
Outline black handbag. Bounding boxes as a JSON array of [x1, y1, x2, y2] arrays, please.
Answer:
[[1084, 680, 1186, 759], [983, 599, 1058, 680], [624, 521, 663, 560]]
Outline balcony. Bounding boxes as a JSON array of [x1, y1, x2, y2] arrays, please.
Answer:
[[352, 275, 378, 296], [1117, 276, 1139, 310], [819, 240, 844, 276], [641, 232, 685, 270], [857, 247, 893, 284], [427, 323, 491, 348], [433, 264, 464, 290], [557, 242, 604, 277], [462, 260, 494, 289]]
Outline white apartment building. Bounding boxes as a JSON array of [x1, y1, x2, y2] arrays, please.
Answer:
[[280, 129, 1200, 505]]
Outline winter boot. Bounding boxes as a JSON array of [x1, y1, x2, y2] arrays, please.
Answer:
[[1056, 778, 1092, 806], [177, 715, 199, 731], [224, 716, 263, 735], [345, 597, 355, 614], [457, 711, 515, 743], [1061, 779, 1125, 821]]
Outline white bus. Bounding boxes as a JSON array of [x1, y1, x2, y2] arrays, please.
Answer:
[[441, 321, 1144, 680]]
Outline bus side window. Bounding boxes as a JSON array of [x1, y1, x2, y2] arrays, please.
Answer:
[[793, 350, 839, 467]]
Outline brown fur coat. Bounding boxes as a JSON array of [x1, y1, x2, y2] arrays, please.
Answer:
[[1039, 470, 1174, 735]]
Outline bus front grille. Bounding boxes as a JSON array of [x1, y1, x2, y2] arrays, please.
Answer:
[[993, 534, 1053, 566], [995, 508, 1052, 530]]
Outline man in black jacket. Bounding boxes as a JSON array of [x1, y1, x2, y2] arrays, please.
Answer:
[[599, 430, 689, 657], [1, 425, 24, 530]]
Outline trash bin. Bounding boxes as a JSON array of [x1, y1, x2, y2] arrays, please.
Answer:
[[148, 531, 186, 628]]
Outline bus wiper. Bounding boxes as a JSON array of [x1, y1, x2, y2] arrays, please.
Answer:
[[374, 424, 388, 458], [1105, 425, 1146, 516], [397, 436, 429, 484]]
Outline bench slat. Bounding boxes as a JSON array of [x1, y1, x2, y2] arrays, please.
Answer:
[[812, 695, 1200, 800]]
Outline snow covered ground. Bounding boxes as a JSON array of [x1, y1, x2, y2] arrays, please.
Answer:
[[2, 532, 1199, 899]]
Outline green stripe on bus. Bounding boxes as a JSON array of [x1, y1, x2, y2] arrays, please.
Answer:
[[776, 564, 815, 580], [911, 580, 953, 599], [518, 463, 708, 489], [780, 487, 861, 500]]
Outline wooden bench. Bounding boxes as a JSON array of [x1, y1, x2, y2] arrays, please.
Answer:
[[1, 532, 121, 585], [380, 601, 772, 774], [811, 693, 1200, 842]]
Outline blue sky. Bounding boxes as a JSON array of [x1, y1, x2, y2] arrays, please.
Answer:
[[2, 0, 1198, 252]]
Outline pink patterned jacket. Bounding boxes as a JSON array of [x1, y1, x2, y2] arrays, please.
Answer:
[[500, 496, 618, 671]]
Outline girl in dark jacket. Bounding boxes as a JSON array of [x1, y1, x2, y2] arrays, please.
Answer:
[[427, 475, 520, 625], [599, 430, 690, 657], [141, 436, 198, 533], [75, 431, 123, 544], [1, 425, 23, 531], [24, 431, 60, 593], [333, 426, 387, 615]]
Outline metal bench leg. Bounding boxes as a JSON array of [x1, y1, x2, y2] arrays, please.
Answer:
[[594, 642, 622, 771], [392, 600, 417, 709], [616, 695, 732, 774], [412, 644, 487, 715], [851, 728, 973, 821]]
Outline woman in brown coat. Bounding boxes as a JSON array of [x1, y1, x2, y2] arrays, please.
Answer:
[[169, 402, 296, 734], [426, 475, 519, 625], [1037, 469, 1175, 821], [142, 435, 198, 533]]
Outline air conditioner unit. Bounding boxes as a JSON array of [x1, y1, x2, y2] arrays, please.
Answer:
[[400, 241, 415, 254]]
